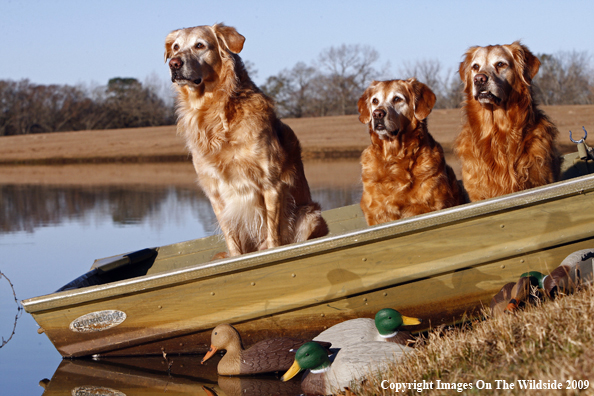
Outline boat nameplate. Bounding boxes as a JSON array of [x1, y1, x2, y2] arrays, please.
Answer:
[[69, 310, 127, 333], [72, 386, 126, 396]]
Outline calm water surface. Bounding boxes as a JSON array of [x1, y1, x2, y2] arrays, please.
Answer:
[[0, 168, 362, 395]]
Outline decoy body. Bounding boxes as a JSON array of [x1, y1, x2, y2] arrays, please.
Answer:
[[490, 282, 515, 316], [313, 308, 420, 348], [282, 341, 413, 395], [544, 248, 594, 297], [490, 271, 546, 316], [201, 324, 329, 376]]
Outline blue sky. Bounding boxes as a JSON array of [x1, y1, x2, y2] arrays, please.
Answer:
[[1, 0, 592, 89]]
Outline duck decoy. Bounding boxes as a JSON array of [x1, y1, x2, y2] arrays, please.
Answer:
[[490, 271, 546, 316], [281, 341, 413, 395], [506, 271, 546, 311], [313, 308, 421, 348], [489, 282, 515, 316], [200, 324, 330, 376], [544, 248, 594, 297]]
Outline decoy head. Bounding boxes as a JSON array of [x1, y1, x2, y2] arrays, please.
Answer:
[[505, 272, 546, 312], [201, 324, 242, 364], [519, 271, 547, 289], [374, 308, 422, 337], [281, 342, 330, 381]]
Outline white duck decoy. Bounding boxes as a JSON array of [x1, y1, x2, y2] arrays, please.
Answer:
[[281, 341, 413, 395], [313, 308, 421, 348]]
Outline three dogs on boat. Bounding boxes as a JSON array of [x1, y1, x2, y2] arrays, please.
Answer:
[[165, 24, 560, 251]]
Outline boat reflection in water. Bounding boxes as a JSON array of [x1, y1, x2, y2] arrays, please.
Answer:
[[39, 354, 304, 396]]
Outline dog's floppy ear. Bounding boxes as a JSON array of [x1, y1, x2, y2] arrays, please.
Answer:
[[164, 30, 180, 62], [212, 23, 245, 54], [408, 78, 436, 120], [508, 41, 541, 85], [357, 83, 377, 124], [459, 46, 478, 90]]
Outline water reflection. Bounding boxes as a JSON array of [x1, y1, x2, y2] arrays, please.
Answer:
[[41, 356, 303, 396], [0, 185, 217, 234], [0, 182, 362, 235]]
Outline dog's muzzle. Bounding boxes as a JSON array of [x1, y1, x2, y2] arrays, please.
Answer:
[[373, 108, 387, 131], [169, 57, 203, 85], [473, 73, 502, 105]]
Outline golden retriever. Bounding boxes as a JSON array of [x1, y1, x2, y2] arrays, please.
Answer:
[[455, 41, 560, 202], [164, 23, 328, 256], [357, 78, 463, 226]]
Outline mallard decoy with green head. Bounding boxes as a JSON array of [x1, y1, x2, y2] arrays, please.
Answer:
[[490, 271, 546, 316], [313, 308, 421, 348], [281, 341, 413, 395]]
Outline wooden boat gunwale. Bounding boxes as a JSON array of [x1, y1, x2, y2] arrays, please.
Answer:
[[22, 169, 594, 314]]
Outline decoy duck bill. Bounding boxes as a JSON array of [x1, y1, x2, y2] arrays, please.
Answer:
[[201, 345, 218, 364], [402, 315, 422, 326], [281, 360, 302, 382]]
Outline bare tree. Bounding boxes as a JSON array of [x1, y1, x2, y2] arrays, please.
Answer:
[[534, 51, 593, 105], [399, 59, 462, 109], [262, 62, 319, 118], [316, 44, 387, 115]]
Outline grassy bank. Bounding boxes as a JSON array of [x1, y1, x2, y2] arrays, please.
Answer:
[[354, 285, 594, 395]]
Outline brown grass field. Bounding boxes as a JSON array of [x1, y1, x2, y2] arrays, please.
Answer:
[[0, 104, 592, 187]]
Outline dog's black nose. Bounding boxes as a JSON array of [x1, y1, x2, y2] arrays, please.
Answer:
[[373, 109, 386, 119], [169, 57, 184, 70], [474, 73, 488, 85]]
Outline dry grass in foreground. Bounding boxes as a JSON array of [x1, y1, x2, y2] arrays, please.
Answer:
[[354, 285, 594, 395]]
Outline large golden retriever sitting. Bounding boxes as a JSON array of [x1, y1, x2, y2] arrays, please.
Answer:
[[357, 78, 463, 226], [164, 24, 328, 256], [455, 41, 560, 202]]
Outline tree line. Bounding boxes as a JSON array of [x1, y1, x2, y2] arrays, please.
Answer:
[[0, 76, 175, 136], [1, 46, 592, 135]]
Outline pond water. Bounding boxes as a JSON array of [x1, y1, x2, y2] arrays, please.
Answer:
[[0, 162, 362, 395]]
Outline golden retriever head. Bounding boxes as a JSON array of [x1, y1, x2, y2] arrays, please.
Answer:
[[357, 78, 436, 140], [164, 23, 245, 95], [459, 41, 540, 107]]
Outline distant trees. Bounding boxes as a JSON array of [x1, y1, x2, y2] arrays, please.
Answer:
[[262, 44, 389, 117], [0, 77, 175, 136], [398, 59, 462, 109], [533, 50, 594, 105]]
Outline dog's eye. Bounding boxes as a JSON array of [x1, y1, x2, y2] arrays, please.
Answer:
[[496, 61, 506, 69], [472, 64, 480, 71], [195, 42, 205, 49], [372, 98, 379, 105], [173, 44, 179, 51], [393, 96, 402, 103]]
